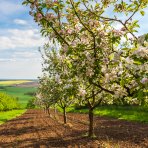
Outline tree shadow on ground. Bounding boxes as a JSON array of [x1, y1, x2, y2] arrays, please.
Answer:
[[0, 110, 147, 147]]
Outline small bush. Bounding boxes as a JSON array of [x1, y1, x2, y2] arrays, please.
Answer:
[[24, 92, 36, 96], [0, 92, 20, 111], [26, 98, 36, 109], [74, 104, 88, 110]]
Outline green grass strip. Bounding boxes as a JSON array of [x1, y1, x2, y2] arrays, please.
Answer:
[[0, 109, 26, 125], [68, 106, 148, 123]]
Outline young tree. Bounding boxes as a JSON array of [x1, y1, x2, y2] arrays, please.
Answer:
[[39, 42, 78, 124], [36, 76, 58, 115]]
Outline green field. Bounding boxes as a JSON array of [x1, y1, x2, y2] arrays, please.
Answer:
[[0, 80, 32, 86], [0, 80, 36, 125], [0, 109, 26, 125], [68, 105, 148, 123], [0, 86, 37, 108]]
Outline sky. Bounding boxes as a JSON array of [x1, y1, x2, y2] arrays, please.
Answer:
[[0, 0, 148, 79], [0, 0, 45, 79]]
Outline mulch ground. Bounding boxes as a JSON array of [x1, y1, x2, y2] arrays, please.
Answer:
[[0, 109, 147, 148]]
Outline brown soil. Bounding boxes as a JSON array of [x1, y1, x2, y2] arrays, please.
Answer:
[[12, 81, 38, 87], [0, 109, 147, 148]]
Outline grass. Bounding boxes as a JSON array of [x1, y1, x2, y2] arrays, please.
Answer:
[[0, 80, 32, 86], [0, 86, 37, 108], [0, 109, 26, 125], [68, 105, 148, 123]]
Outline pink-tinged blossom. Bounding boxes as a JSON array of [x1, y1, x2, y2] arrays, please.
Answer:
[[89, 19, 94, 26], [112, 29, 123, 36], [62, 45, 68, 53], [67, 29, 73, 34], [64, 84, 73, 89], [36, 13, 42, 21], [130, 98, 140, 105], [140, 77, 148, 84], [114, 88, 128, 98], [84, 51, 91, 61], [125, 57, 133, 64], [133, 47, 148, 59], [55, 74, 61, 83], [59, 55, 66, 61], [79, 88, 86, 97], [75, 23, 82, 32], [81, 36, 88, 44], [121, 27, 126, 31], [104, 73, 110, 82], [45, 13, 56, 20], [101, 66, 107, 73], [128, 80, 138, 89]]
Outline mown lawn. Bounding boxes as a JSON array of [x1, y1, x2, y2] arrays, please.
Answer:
[[0, 110, 26, 125], [0, 86, 37, 108], [68, 105, 148, 123]]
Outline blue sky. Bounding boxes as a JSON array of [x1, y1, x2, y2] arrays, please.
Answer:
[[0, 0, 45, 79], [0, 0, 148, 79]]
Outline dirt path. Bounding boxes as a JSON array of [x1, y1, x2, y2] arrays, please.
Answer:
[[0, 110, 148, 148]]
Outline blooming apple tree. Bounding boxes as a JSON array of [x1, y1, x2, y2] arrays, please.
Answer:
[[23, 0, 148, 137], [39, 41, 79, 123]]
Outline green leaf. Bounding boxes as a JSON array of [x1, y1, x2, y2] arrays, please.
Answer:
[[140, 11, 145, 16], [133, 60, 142, 65], [109, 53, 114, 60], [120, 78, 125, 87], [22, 1, 28, 5], [97, 38, 101, 44], [122, 48, 129, 50], [145, 33, 148, 41]]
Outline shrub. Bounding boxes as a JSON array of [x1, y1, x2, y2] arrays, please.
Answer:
[[26, 98, 36, 109], [24, 92, 36, 96], [0, 92, 20, 111]]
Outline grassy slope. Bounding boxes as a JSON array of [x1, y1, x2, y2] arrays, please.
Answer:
[[0, 86, 37, 108], [68, 105, 148, 123], [0, 81, 36, 125], [0, 109, 26, 125]]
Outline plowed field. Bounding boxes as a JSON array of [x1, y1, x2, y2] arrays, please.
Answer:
[[0, 109, 147, 148]]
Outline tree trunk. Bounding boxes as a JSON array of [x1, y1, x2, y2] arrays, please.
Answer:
[[63, 107, 67, 124], [53, 106, 58, 119], [43, 107, 46, 113], [88, 108, 94, 137], [47, 108, 50, 116]]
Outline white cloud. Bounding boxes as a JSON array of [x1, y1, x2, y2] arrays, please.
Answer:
[[0, 28, 46, 50], [14, 19, 28, 25], [0, 1, 25, 16], [0, 59, 42, 79], [11, 51, 41, 60], [0, 58, 16, 62]]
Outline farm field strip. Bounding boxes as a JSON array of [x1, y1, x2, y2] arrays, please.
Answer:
[[0, 80, 32, 86], [0, 86, 37, 108]]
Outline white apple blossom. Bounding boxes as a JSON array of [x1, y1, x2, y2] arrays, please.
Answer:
[[86, 68, 94, 77], [79, 87, 86, 97]]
